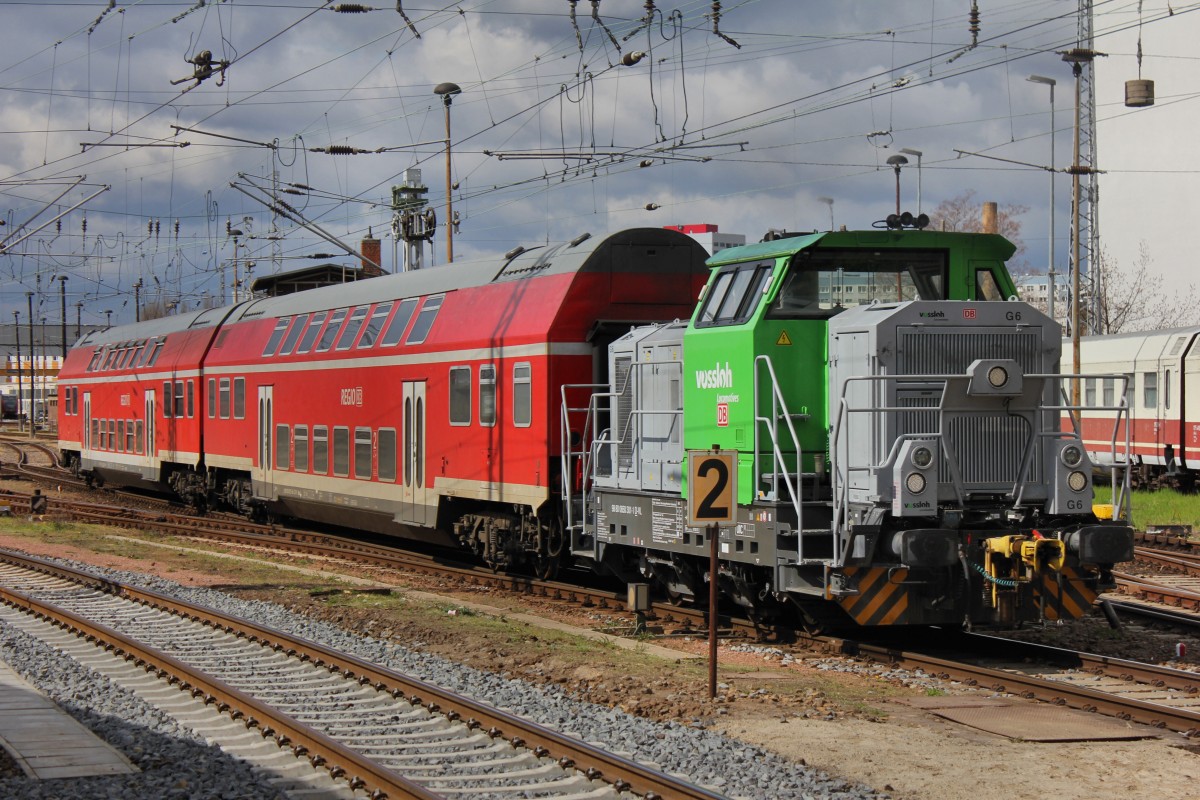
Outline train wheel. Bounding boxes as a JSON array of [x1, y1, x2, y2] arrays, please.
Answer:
[[534, 516, 565, 580]]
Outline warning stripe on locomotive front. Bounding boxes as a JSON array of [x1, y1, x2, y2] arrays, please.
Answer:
[[1032, 566, 1098, 620], [831, 567, 912, 626]]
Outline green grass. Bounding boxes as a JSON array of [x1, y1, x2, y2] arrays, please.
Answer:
[[1094, 485, 1200, 532]]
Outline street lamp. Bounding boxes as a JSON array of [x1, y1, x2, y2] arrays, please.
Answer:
[[1028, 74, 1057, 323], [55, 275, 68, 358], [103, 309, 112, 329], [885, 154, 908, 215], [434, 81, 462, 263], [11, 310, 19, 427], [898, 148, 923, 214], [818, 197, 834, 231]]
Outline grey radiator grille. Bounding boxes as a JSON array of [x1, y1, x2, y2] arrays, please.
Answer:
[[947, 413, 1036, 485], [898, 330, 1043, 375], [614, 356, 634, 469]]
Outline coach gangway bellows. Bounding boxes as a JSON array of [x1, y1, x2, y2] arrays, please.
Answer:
[[58, 223, 1135, 630]]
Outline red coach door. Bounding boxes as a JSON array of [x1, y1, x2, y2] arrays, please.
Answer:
[[401, 381, 429, 525], [257, 385, 274, 499]]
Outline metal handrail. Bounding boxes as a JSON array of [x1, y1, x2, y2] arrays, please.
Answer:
[[752, 355, 808, 558]]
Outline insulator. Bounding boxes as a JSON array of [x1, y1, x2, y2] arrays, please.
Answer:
[[147, 219, 153, 236], [333, 3, 372, 12]]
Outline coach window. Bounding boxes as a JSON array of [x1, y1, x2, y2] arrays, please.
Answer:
[[207, 379, 216, 418], [91, 419, 99, 446], [125, 422, 134, 452], [117, 421, 125, 452], [103, 349, 118, 370], [479, 365, 496, 427], [449, 366, 471, 426], [313, 426, 329, 474], [234, 378, 246, 418], [378, 428, 397, 482], [1165, 371, 1172, 409], [356, 302, 393, 349], [513, 363, 532, 427], [135, 420, 144, 453], [174, 381, 186, 418], [146, 340, 165, 367], [186, 381, 195, 418], [294, 425, 309, 472], [354, 427, 372, 479], [116, 349, 134, 370], [163, 382, 174, 417], [262, 318, 291, 356], [297, 312, 327, 353], [1083, 378, 1095, 406], [333, 426, 350, 477], [379, 299, 418, 347], [1102, 378, 1114, 407], [406, 295, 443, 345], [275, 424, 290, 470], [130, 344, 145, 366], [87, 351, 103, 371], [219, 379, 231, 418], [1124, 373, 1135, 409], [108, 420, 116, 449], [316, 309, 348, 352], [279, 313, 308, 355], [1144, 372, 1158, 408], [336, 306, 369, 350]]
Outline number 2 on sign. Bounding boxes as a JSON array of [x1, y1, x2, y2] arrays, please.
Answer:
[[696, 457, 729, 519]]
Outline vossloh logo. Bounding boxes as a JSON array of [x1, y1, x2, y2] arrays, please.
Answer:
[[696, 362, 734, 390]]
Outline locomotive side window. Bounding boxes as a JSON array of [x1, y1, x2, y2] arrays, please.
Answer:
[[333, 426, 350, 477], [976, 269, 1003, 301], [297, 312, 327, 353], [234, 378, 246, 419], [336, 306, 369, 351], [354, 428, 372, 479], [1144, 372, 1158, 408], [697, 262, 771, 327], [380, 299, 417, 347], [275, 424, 290, 470], [378, 429, 397, 481], [219, 379, 231, 418], [479, 365, 496, 427], [262, 318, 291, 356], [356, 302, 393, 349], [207, 379, 216, 418], [313, 426, 329, 474], [294, 426, 309, 472], [449, 366, 471, 426], [279, 314, 309, 355], [406, 295, 443, 344], [513, 363, 531, 427]]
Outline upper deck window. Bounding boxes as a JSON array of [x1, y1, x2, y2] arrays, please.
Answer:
[[146, 340, 165, 367], [406, 296, 443, 345], [696, 262, 773, 327], [335, 306, 369, 350], [380, 299, 418, 347], [356, 302, 393, 349], [767, 249, 947, 320], [316, 309, 348, 352], [279, 314, 308, 355], [262, 318, 291, 356], [297, 312, 327, 353]]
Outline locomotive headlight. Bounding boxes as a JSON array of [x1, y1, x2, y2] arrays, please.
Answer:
[[905, 472, 927, 494], [910, 446, 934, 469], [987, 364, 1009, 388], [1061, 444, 1083, 468], [1067, 470, 1088, 492]]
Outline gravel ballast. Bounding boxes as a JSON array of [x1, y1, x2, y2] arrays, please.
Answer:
[[0, 555, 881, 800]]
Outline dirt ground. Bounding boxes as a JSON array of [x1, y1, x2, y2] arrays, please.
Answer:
[[0, 520, 1198, 800]]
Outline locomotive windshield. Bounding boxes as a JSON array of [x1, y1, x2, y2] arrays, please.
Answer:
[[767, 248, 946, 320]]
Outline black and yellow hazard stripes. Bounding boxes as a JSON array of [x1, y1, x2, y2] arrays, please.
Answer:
[[1032, 565, 1098, 621], [830, 566, 913, 626]]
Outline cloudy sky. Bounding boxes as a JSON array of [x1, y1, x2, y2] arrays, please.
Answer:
[[0, 0, 1189, 328]]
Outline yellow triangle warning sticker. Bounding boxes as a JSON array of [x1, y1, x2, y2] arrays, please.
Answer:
[[776, 330, 792, 346]]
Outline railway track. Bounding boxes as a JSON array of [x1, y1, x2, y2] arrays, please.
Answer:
[[0, 549, 726, 800]]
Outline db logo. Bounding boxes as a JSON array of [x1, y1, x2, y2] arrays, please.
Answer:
[[717, 403, 729, 427], [963, 308, 977, 319]]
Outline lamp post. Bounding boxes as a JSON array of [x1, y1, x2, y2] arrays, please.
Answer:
[[74, 301, 82, 340], [103, 309, 112, 329], [434, 82, 462, 263], [1028, 74, 1057, 323], [12, 310, 19, 428], [25, 292, 33, 437], [134, 279, 143, 322], [228, 230, 243, 303], [885, 154, 908, 214], [898, 148, 923, 214], [818, 196, 834, 231]]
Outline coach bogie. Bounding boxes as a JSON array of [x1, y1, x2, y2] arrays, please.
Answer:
[[452, 505, 565, 578]]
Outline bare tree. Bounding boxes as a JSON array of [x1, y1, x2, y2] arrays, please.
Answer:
[[927, 189, 1030, 269], [1091, 241, 1199, 333]]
